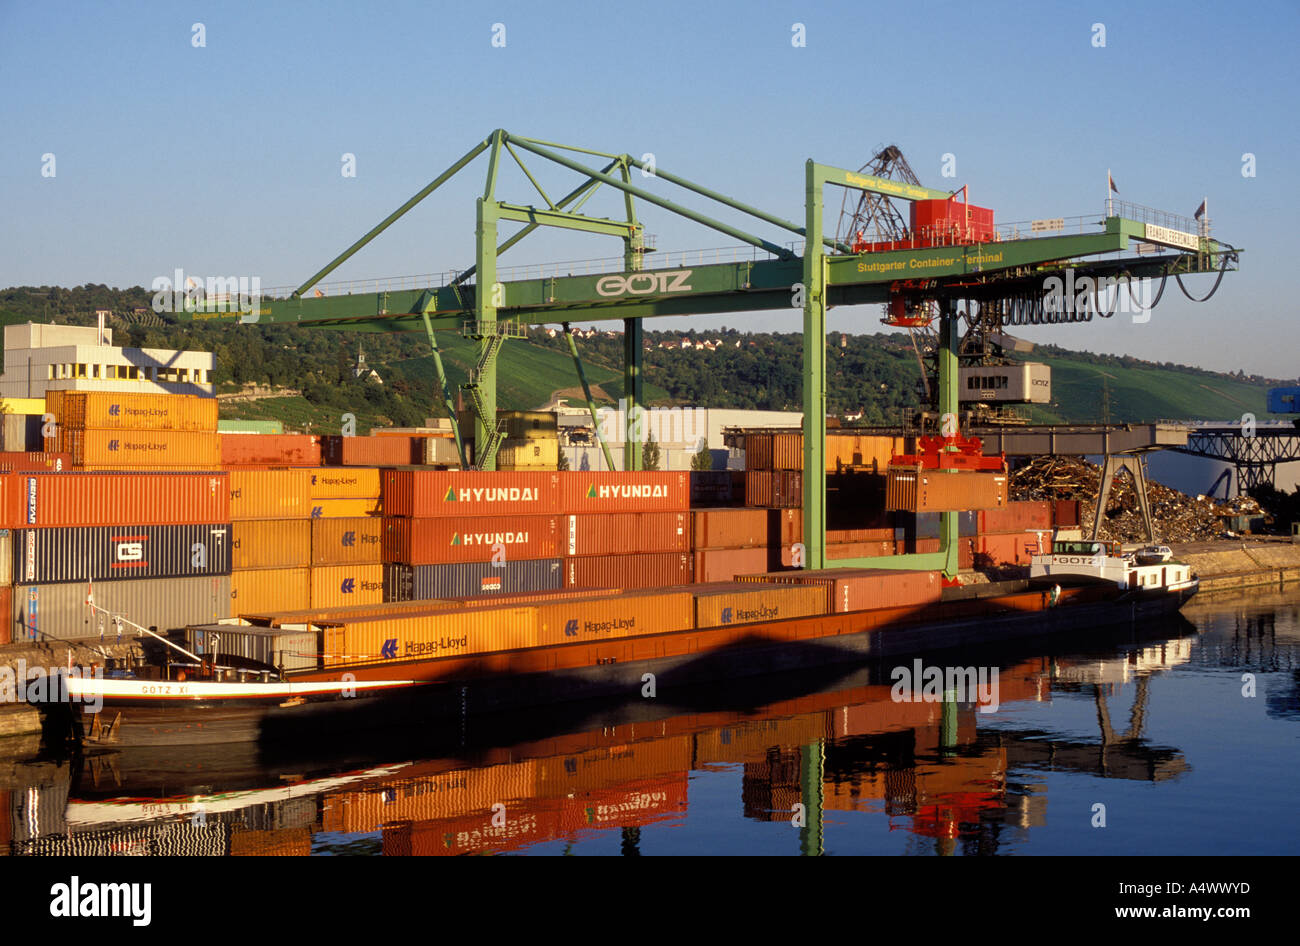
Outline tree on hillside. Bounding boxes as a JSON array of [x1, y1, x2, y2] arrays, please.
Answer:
[[643, 433, 661, 471]]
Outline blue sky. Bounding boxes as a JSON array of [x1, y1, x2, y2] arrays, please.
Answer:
[[3, 0, 1297, 377]]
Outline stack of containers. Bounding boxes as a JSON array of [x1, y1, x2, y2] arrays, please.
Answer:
[[229, 468, 386, 615], [380, 470, 565, 602], [558, 472, 691, 590], [8, 471, 232, 640], [44, 391, 220, 469]]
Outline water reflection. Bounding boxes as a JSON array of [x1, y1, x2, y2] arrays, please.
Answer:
[[4, 591, 1299, 856]]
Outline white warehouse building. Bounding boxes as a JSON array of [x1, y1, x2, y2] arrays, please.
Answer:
[[0, 322, 216, 399]]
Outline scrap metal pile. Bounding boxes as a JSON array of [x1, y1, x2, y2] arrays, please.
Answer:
[[1008, 455, 1263, 543]]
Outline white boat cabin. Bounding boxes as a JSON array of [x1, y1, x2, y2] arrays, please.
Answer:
[[1030, 540, 1196, 592]]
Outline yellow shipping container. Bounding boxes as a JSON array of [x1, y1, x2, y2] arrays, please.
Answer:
[[1, 397, 45, 415], [231, 567, 311, 615], [52, 428, 220, 467], [310, 563, 384, 609], [48, 390, 218, 431], [693, 583, 827, 629], [310, 497, 381, 518], [532, 734, 695, 795], [496, 439, 558, 470], [309, 468, 380, 500], [311, 516, 384, 565], [245, 599, 461, 628], [533, 591, 694, 648], [322, 605, 539, 667], [229, 469, 312, 520], [231, 519, 312, 570]]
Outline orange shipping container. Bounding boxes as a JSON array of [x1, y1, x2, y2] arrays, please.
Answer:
[[221, 434, 322, 467], [691, 508, 769, 550], [563, 552, 691, 590], [15, 471, 228, 527], [310, 563, 384, 609], [693, 547, 770, 583], [693, 582, 826, 628], [326, 761, 538, 833], [533, 591, 694, 647], [382, 515, 559, 565], [745, 433, 773, 470], [52, 429, 220, 467], [312, 516, 384, 565], [738, 567, 943, 613], [310, 468, 381, 500], [231, 519, 312, 570], [231, 566, 310, 615], [229, 469, 312, 520], [563, 512, 688, 557], [382, 470, 559, 518], [559, 471, 689, 514], [49, 391, 218, 431], [978, 501, 1052, 534], [885, 468, 1007, 513]]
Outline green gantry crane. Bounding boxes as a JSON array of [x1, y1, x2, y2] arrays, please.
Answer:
[[181, 129, 1239, 578]]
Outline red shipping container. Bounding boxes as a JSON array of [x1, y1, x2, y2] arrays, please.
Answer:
[[0, 452, 71, 472], [323, 435, 418, 467], [0, 586, 10, 645], [691, 508, 769, 550], [978, 501, 1052, 534], [744, 472, 802, 508], [220, 434, 321, 467], [559, 472, 689, 514], [563, 552, 691, 590], [738, 567, 943, 613], [563, 512, 688, 556], [382, 470, 561, 518], [13, 472, 228, 528], [770, 508, 802, 546], [976, 532, 1045, 567], [382, 515, 560, 565], [1053, 499, 1081, 527], [693, 547, 770, 583]]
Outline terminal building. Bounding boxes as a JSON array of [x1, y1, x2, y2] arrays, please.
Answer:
[[0, 322, 216, 399]]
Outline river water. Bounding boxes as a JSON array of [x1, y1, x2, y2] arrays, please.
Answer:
[[5, 588, 1298, 856]]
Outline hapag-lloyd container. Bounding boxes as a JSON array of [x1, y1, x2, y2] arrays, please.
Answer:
[[220, 434, 322, 467], [533, 590, 694, 648], [13, 576, 232, 639], [229, 469, 312, 520], [231, 567, 310, 615], [311, 517, 384, 565], [231, 519, 311, 570], [14, 524, 231, 584], [691, 508, 769, 550], [563, 552, 691, 590], [15, 472, 228, 527], [51, 429, 221, 468], [381, 470, 560, 518], [692, 547, 770, 583], [564, 512, 687, 557], [382, 516, 560, 565], [309, 563, 384, 609], [310, 468, 381, 500], [692, 582, 827, 628], [322, 606, 539, 668], [736, 567, 943, 613], [47, 390, 218, 431], [559, 471, 689, 514]]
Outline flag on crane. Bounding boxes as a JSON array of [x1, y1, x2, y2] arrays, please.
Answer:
[[1108, 172, 1119, 194], [1194, 199, 1207, 220]]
